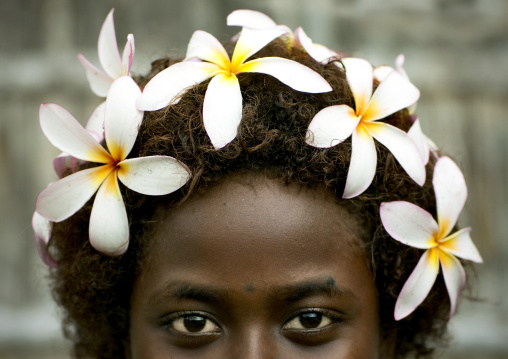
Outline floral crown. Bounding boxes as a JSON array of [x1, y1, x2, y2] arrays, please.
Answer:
[[33, 9, 481, 320]]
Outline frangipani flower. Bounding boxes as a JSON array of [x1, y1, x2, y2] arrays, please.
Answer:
[[227, 9, 291, 34], [36, 76, 190, 255], [293, 27, 339, 64], [374, 54, 408, 83], [374, 55, 417, 114], [32, 211, 57, 268], [137, 27, 332, 149], [227, 10, 337, 64], [78, 9, 135, 97], [306, 57, 425, 198], [408, 117, 439, 165], [380, 156, 482, 320]]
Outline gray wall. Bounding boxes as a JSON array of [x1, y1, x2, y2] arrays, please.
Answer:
[[0, 0, 507, 357]]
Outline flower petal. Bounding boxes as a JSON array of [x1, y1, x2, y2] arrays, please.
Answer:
[[343, 124, 377, 198], [240, 57, 332, 93], [77, 54, 113, 97], [438, 250, 466, 317], [122, 34, 135, 74], [186, 30, 230, 70], [433, 156, 467, 237], [104, 76, 143, 161], [89, 171, 129, 255], [118, 156, 190, 195], [362, 70, 420, 122], [203, 73, 243, 149], [408, 118, 430, 165], [32, 211, 58, 268], [366, 122, 426, 186], [85, 101, 106, 143], [227, 9, 277, 29], [305, 105, 358, 148], [373, 65, 394, 83], [395, 248, 439, 320], [342, 58, 373, 115], [440, 227, 482, 263], [380, 201, 439, 249], [40, 103, 111, 163], [395, 54, 409, 79], [136, 61, 220, 111], [98, 9, 123, 79], [231, 27, 288, 67], [294, 27, 336, 64], [36, 165, 114, 222], [53, 153, 71, 178]]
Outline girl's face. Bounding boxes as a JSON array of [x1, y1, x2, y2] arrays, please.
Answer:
[[129, 175, 381, 358]]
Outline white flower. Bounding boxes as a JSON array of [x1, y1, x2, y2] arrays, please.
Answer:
[[306, 57, 425, 198], [36, 77, 190, 255], [137, 27, 332, 149], [380, 156, 482, 320]]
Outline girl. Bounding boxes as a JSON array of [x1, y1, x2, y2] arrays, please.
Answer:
[[33, 9, 481, 359]]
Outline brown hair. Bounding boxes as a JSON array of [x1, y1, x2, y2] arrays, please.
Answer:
[[49, 37, 458, 358]]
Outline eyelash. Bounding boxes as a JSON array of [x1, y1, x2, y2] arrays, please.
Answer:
[[283, 308, 344, 331], [161, 311, 221, 335], [161, 308, 343, 335]]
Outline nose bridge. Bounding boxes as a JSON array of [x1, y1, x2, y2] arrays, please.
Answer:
[[226, 322, 278, 359]]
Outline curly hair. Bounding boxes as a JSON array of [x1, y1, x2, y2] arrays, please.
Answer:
[[48, 37, 459, 358]]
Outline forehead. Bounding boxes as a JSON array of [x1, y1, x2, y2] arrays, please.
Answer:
[[143, 174, 370, 290]]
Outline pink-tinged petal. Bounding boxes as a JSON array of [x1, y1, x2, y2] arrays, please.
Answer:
[[122, 34, 135, 74], [231, 27, 288, 68], [118, 156, 190, 195], [32, 211, 58, 268], [408, 118, 430, 165], [36, 164, 114, 222], [240, 57, 332, 93], [203, 73, 243, 149], [380, 201, 439, 249], [227, 9, 277, 29], [77, 54, 113, 97], [438, 250, 466, 317], [52, 153, 83, 177], [98, 9, 123, 79], [306, 105, 358, 148], [53, 153, 70, 178], [343, 125, 377, 198], [342, 58, 373, 116], [394, 248, 439, 320], [104, 76, 143, 161], [40, 103, 111, 163], [367, 122, 426, 186], [433, 156, 467, 237], [362, 70, 420, 122], [136, 61, 220, 111], [89, 171, 129, 255], [186, 30, 230, 70], [294, 27, 336, 64], [86, 101, 106, 143], [440, 227, 482, 263]]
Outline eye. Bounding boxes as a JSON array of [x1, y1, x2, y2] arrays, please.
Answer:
[[283, 310, 338, 330], [167, 313, 220, 334]]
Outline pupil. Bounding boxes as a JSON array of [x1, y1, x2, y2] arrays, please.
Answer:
[[183, 315, 206, 332], [299, 312, 322, 328]]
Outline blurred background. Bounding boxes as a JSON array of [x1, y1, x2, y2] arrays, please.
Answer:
[[0, 0, 507, 358]]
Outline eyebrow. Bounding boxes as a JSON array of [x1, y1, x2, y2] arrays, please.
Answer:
[[274, 280, 356, 302], [148, 281, 226, 307], [148, 279, 356, 307]]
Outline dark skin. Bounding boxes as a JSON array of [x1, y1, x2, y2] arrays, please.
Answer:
[[129, 174, 381, 358]]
